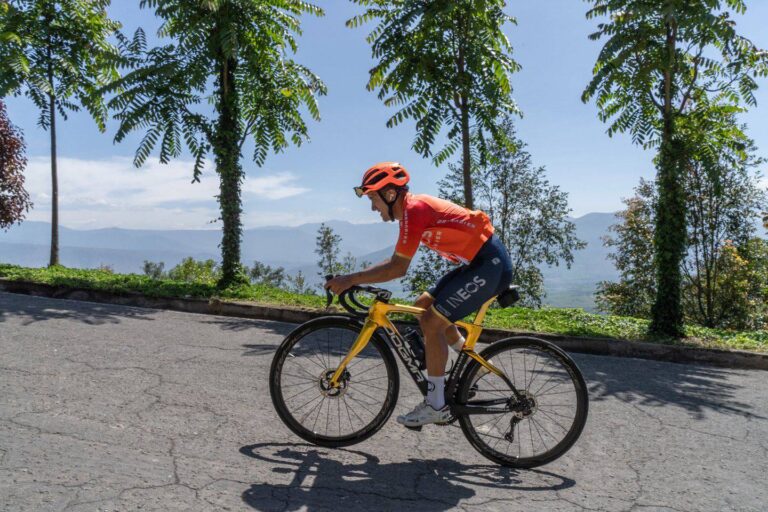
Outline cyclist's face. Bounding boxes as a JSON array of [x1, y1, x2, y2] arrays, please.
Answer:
[[366, 191, 392, 221]]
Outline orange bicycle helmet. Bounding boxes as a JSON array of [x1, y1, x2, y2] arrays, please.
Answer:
[[354, 162, 410, 197]]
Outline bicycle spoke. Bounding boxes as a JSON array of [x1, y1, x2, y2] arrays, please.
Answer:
[[526, 351, 540, 391], [529, 417, 549, 453], [279, 371, 316, 383], [530, 416, 561, 444], [283, 382, 319, 402], [349, 361, 385, 379], [300, 395, 325, 425], [535, 409, 570, 433]]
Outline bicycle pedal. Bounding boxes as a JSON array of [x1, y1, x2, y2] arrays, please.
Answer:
[[403, 425, 423, 432]]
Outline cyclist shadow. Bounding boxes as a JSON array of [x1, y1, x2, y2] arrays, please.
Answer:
[[239, 442, 575, 511]]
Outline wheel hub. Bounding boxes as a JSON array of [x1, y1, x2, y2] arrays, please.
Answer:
[[508, 390, 537, 419], [319, 369, 350, 398]]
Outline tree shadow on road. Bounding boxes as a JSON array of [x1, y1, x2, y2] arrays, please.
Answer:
[[0, 291, 155, 326], [239, 442, 575, 511], [201, 317, 296, 337], [575, 353, 766, 420]]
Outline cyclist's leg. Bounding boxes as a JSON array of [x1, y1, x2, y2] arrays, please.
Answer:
[[415, 292, 462, 348]]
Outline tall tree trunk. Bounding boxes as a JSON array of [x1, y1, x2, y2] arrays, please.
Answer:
[[460, 95, 473, 210], [214, 52, 244, 288], [47, 39, 59, 267], [650, 124, 686, 336], [650, 17, 685, 337]]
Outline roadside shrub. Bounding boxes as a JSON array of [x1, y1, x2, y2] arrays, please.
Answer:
[[167, 257, 221, 285]]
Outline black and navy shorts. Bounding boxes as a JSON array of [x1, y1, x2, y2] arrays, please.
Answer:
[[428, 234, 513, 322]]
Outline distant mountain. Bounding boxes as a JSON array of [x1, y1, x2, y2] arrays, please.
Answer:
[[1, 214, 620, 310]]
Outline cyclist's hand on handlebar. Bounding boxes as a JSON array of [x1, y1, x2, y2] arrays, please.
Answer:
[[324, 274, 355, 296]]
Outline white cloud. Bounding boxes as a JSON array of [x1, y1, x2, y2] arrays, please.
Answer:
[[242, 173, 310, 200], [22, 156, 312, 229]]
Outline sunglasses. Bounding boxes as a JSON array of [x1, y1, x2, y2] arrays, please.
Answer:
[[353, 186, 368, 198]]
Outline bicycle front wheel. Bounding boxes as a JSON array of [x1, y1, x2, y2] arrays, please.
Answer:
[[269, 316, 399, 448], [456, 337, 588, 468]]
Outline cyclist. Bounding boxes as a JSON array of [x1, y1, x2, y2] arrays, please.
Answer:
[[325, 162, 513, 427]]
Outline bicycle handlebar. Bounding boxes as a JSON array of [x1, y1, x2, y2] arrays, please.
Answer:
[[324, 274, 392, 316]]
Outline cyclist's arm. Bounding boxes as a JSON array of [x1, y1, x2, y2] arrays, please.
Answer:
[[346, 253, 411, 285]]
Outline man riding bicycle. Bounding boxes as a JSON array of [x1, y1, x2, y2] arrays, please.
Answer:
[[325, 162, 513, 428]]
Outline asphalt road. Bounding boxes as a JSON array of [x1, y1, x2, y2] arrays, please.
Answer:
[[1, 291, 767, 512]]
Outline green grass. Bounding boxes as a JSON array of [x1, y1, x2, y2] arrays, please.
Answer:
[[1, 263, 766, 353]]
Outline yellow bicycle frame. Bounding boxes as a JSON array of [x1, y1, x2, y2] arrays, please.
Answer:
[[328, 295, 508, 389]]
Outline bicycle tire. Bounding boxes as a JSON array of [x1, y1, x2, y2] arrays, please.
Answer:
[[269, 316, 400, 448], [456, 336, 588, 468]]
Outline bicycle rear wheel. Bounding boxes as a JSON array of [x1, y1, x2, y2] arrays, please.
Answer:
[[269, 316, 399, 448], [456, 337, 588, 468]]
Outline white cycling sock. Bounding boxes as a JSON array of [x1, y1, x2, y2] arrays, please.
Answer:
[[450, 335, 466, 352], [426, 375, 446, 410]]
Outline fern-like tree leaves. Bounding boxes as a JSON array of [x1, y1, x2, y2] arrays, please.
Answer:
[[348, 0, 520, 209], [583, 0, 768, 337], [0, 0, 124, 266], [109, 0, 326, 287]]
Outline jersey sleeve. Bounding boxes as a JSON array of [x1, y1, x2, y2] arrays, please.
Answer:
[[394, 201, 430, 259]]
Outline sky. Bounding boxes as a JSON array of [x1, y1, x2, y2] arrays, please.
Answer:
[[4, 0, 768, 231]]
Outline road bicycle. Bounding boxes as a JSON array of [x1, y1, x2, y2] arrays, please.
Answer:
[[269, 280, 589, 468]]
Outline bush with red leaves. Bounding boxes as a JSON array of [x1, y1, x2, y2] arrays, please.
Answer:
[[0, 99, 32, 229]]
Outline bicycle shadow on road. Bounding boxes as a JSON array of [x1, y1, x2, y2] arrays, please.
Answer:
[[575, 353, 766, 420], [239, 442, 575, 511], [0, 291, 156, 326]]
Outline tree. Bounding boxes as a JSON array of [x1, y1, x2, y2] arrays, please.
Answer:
[[142, 260, 166, 279], [0, 99, 32, 229], [595, 180, 657, 318], [437, 119, 585, 307], [0, 0, 122, 265], [598, 145, 767, 329], [167, 257, 220, 285], [315, 223, 343, 279], [108, 0, 326, 288], [249, 260, 286, 288], [583, 0, 768, 336], [681, 127, 766, 328], [286, 270, 313, 295], [347, 0, 520, 208], [401, 245, 454, 297]]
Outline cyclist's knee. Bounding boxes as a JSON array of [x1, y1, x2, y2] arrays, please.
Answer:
[[419, 306, 451, 335]]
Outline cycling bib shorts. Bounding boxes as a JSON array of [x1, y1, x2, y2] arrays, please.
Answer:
[[428, 234, 513, 322]]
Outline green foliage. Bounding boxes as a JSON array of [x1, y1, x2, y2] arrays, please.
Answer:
[[109, 0, 327, 177], [107, 0, 327, 287], [1, 0, 124, 265], [3, 262, 766, 352], [167, 257, 221, 285], [286, 270, 314, 296], [401, 245, 455, 296], [142, 260, 167, 280], [0, 0, 123, 130], [598, 150, 767, 330], [0, 99, 31, 229], [348, 0, 520, 207], [595, 179, 656, 318], [437, 117, 585, 307], [249, 260, 286, 288], [583, 0, 768, 337], [315, 223, 343, 278]]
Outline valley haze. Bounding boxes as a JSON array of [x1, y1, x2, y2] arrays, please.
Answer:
[[1, 214, 620, 311]]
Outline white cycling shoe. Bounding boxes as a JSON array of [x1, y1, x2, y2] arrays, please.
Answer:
[[396, 400, 452, 427]]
